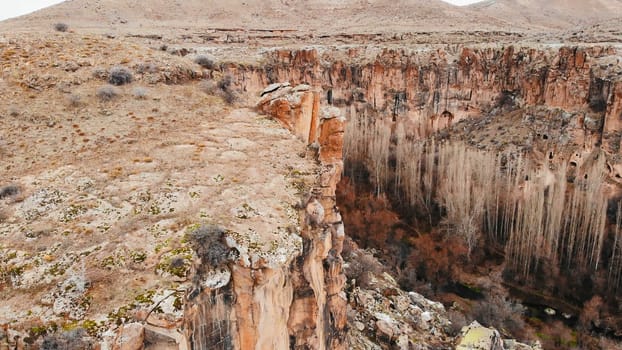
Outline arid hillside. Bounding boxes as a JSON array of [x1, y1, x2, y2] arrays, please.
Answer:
[[3, 0, 621, 35], [470, 0, 622, 29], [0, 0, 512, 34]]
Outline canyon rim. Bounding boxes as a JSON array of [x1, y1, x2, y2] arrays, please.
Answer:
[[1, 0, 622, 349]]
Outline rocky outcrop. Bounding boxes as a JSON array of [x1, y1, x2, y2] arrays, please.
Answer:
[[182, 83, 347, 350], [113, 323, 145, 350], [237, 46, 620, 118], [456, 321, 504, 350], [257, 83, 320, 145], [347, 271, 454, 350], [262, 83, 348, 350], [456, 321, 542, 350], [225, 45, 622, 347]]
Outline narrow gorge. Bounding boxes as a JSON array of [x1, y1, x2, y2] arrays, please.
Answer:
[[217, 43, 622, 348], [2, 30, 622, 350]]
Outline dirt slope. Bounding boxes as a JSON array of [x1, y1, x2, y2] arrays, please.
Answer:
[[0, 0, 511, 34], [470, 0, 622, 29], [2, 0, 620, 35]]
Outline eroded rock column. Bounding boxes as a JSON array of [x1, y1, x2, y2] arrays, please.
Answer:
[[184, 84, 347, 350]]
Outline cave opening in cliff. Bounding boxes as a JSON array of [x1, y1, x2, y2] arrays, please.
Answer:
[[332, 46, 622, 349]]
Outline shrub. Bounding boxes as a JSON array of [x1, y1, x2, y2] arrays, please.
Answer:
[[580, 295, 603, 330], [217, 74, 233, 91], [343, 249, 383, 289], [199, 80, 217, 95], [92, 67, 108, 80], [217, 75, 237, 105], [54, 23, 68, 32], [8, 107, 19, 117], [67, 94, 82, 107], [221, 90, 237, 105], [200, 76, 237, 104], [194, 55, 216, 70], [472, 296, 526, 338], [0, 185, 19, 199], [496, 90, 517, 110], [447, 309, 469, 336], [136, 63, 158, 74], [108, 66, 133, 86], [41, 328, 93, 350], [96, 85, 119, 102], [187, 225, 230, 267], [132, 87, 148, 99]]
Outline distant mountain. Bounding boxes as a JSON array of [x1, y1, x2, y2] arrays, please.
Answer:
[[469, 0, 622, 29], [2, 0, 619, 34], [0, 0, 509, 33]]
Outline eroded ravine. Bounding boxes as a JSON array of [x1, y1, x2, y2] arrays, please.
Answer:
[[3, 33, 622, 350], [222, 43, 622, 348]]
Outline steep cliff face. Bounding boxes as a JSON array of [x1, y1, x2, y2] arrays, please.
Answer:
[[219, 44, 622, 348], [227, 45, 621, 159], [183, 84, 347, 350]]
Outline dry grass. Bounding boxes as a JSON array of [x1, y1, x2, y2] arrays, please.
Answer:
[[0, 33, 315, 336]]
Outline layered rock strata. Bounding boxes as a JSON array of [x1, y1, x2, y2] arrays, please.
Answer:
[[225, 45, 622, 169], [183, 83, 347, 350]]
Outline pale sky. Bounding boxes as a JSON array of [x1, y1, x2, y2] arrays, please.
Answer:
[[0, 0, 483, 22], [0, 0, 66, 21]]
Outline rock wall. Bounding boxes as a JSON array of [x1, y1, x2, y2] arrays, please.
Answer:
[[185, 44, 622, 349], [226, 45, 621, 154], [260, 83, 348, 350], [184, 84, 347, 350]]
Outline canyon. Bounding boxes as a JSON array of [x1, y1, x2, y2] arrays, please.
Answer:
[[230, 41, 622, 348], [1, 1, 622, 349]]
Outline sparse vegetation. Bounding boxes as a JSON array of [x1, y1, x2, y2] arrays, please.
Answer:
[[343, 248, 384, 289], [447, 309, 469, 336], [54, 23, 68, 32], [155, 247, 192, 278], [186, 225, 230, 268], [108, 66, 133, 86], [198, 76, 237, 104], [136, 62, 158, 74], [67, 93, 82, 107], [0, 185, 20, 199], [217, 75, 237, 105], [92, 67, 108, 80], [132, 86, 148, 99], [472, 296, 527, 338], [130, 250, 147, 263], [194, 55, 216, 70], [96, 85, 119, 102], [41, 328, 93, 350], [8, 106, 19, 117], [199, 79, 217, 94]]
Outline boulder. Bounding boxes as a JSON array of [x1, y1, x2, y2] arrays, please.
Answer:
[[113, 323, 145, 350], [456, 321, 503, 350], [257, 83, 320, 144]]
